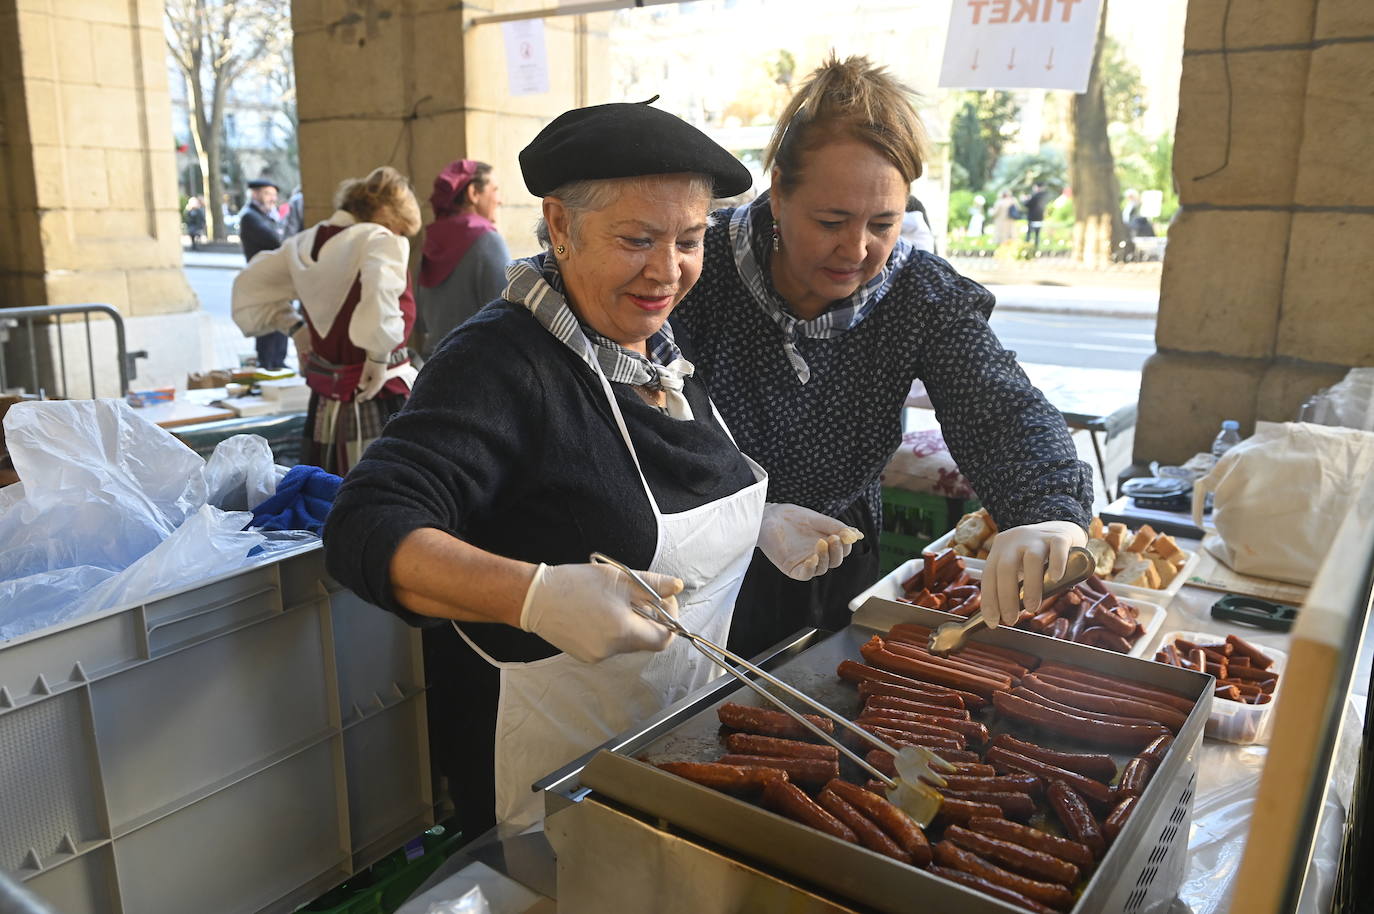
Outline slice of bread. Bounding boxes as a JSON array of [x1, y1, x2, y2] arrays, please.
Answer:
[[1151, 556, 1177, 587], [954, 512, 993, 549], [1115, 555, 1154, 588], [1126, 524, 1157, 554], [1150, 533, 1182, 560], [1085, 538, 1116, 576], [1104, 523, 1127, 552], [1088, 517, 1105, 540]]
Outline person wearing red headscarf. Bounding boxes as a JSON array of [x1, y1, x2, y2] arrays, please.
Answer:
[[415, 159, 511, 357]]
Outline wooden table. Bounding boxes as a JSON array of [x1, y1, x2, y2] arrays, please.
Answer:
[[131, 399, 237, 429]]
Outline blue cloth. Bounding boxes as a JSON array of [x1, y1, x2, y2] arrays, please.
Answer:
[[251, 465, 341, 534]]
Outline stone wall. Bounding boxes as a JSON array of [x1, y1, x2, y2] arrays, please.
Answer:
[[293, 0, 611, 260], [1136, 0, 1374, 464], [0, 0, 199, 395]]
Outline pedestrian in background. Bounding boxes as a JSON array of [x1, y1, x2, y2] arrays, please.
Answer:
[[1021, 181, 1050, 248], [183, 196, 206, 249], [990, 189, 1017, 246], [285, 186, 305, 237], [415, 159, 510, 357], [967, 194, 986, 237], [238, 177, 288, 368], [232, 166, 422, 474]]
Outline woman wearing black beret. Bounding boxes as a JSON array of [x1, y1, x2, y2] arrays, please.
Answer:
[[674, 55, 1094, 658], [324, 100, 861, 837]]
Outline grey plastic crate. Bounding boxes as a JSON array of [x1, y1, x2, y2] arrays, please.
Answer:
[[0, 543, 431, 914]]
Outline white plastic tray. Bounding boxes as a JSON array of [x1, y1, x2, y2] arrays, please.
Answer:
[[924, 526, 1200, 606], [848, 557, 1167, 658], [1152, 629, 1286, 745]]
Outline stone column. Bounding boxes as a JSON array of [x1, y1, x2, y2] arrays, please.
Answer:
[[294, 0, 610, 259], [0, 0, 199, 397], [1135, 0, 1374, 464]]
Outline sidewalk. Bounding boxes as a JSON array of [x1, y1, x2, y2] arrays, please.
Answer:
[[179, 249, 1160, 318]]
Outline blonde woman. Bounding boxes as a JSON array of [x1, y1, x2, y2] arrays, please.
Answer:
[[675, 56, 1093, 655], [233, 166, 422, 473]]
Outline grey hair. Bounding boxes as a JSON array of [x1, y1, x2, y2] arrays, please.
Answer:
[[534, 174, 717, 249]]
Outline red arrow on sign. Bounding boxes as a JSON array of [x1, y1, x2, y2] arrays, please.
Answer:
[[1007, 47, 1017, 70], [971, 49, 980, 70]]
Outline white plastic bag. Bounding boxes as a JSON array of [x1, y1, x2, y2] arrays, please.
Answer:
[[425, 887, 491, 914], [0, 400, 290, 641], [204, 433, 288, 511], [1192, 421, 1374, 584]]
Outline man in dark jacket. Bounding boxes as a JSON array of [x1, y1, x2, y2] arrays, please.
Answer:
[[1022, 181, 1050, 249], [239, 178, 287, 368]]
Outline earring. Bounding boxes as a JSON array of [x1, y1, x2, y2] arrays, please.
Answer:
[[555, 244, 566, 256], [771, 221, 780, 253]]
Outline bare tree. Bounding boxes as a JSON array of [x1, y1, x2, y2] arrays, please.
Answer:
[[1068, 0, 1130, 265], [165, 0, 290, 240]]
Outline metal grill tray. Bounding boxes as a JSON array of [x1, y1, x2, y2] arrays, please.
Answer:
[[546, 598, 1212, 914]]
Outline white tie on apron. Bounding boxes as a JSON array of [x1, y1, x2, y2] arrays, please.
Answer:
[[455, 365, 767, 831]]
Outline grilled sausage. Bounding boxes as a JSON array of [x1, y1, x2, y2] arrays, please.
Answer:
[[928, 865, 1059, 914], [944, 824, 1080, 886], [762, 779, 856, 843], [817, 788, 912, 863], [934, 796, 1006, 825], [1225, 634, 1275, 670], [655, 761, 786, 793], [854, 723, 966, 754], [723, 733, 839, 761], [716, 702, 834, 739], [863, 695, 971, 720], [992, 691, 1170, 751], [1021, 674, 1187, 731], [825, 778, 931, 866], [940, 774, 1042, 796], [860, 636, 1009, 700], [940, 789, 1036, 820], [1035, 663, 1195, 713], [854, 712, 968, 745], [984, 746, 1115, 806], [856, 678, 967, 710], [1103, 794, 1138, 843], [717, 754, 838, 786], [1046, 781, 1105, 858], [1008, 686, 1171, 732], [1137, 733, 1173, 766], [965, 817, 1094, 869], [990, 734, 1117, 782], [932, 841, 1075, 909], [1116, 757, 1152, 798]]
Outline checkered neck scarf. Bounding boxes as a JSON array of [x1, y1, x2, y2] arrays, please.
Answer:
[[729, 193, 912, 384], [503, 253, 696, 419]]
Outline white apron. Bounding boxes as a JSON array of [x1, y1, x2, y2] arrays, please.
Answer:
[[456, 364, 767, 830]]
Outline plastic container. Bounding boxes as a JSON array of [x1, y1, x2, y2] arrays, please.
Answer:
[[847, 557, 1168, 658], [1, 543, 433, 914], [1153, 630, 1286, 744]]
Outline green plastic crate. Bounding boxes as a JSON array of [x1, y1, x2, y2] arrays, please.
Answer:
[[878, 487, 978, 575], [302, 825, 465, 914]]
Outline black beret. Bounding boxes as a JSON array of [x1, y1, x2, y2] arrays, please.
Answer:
[[519, 99, 753, 198], [247, 178, 279, 190]]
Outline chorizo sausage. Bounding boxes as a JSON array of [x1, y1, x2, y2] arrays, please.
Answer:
[[825, 778, 931, 866], [928, 865, 1058, 914], [854, 712, 968, 745], [882, 640, 1015, 689], [817, 788, 912, 864], [992, 690, 1170, 751], [984, 745, 1115, 806], [655, 761, 786, 793], [941, 774, 1042, 796], [838, 661, 987, 709], [716, 702, 834, 739], [1021, 674, 1187, 731], [716, 754, 838, 786], [1225, 633, 1275, 670], [1116, 757, 1152, 798], [1009, 686, 1168, 731], [990, 734, 1118, 782], [932, 841, 1075, 909], [860, 636, 1009, 700], [940, 788, 1036, 820], [944, 824, 1080, 886], [856, 678, 967, 710], [863, 695, 971, 720], [854, 723, 965, 754], [1137, 733, 1173, 766], [965, 817, 1094, 869], [723, 733, 839, 761], [761, 779, 856, 843], [1035, 663, 1196, 713], [888, 623, 1041, 669], [1103, 794, 1138, 843], [1046, 781, 1106, 858], [934, 796, 1006, 825]]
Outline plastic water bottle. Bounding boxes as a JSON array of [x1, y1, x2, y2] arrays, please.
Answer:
[[1211, 419, 1242, 459]]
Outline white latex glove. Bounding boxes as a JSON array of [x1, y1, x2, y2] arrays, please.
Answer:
[[757, 503, 864, 582], [981, 520, 1088, 628], [355, 355, 389, 402], [519, 563, 684, 663]]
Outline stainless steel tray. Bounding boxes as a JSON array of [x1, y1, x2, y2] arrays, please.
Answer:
[[544, 598, 1213, 914]]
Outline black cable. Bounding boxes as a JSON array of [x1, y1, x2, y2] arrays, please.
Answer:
[[1192, 0, 1234, 180]]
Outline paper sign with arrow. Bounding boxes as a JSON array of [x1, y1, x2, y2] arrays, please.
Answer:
[[938, 0, 1102, 92]]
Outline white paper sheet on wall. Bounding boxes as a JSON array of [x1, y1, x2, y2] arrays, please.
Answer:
[[502, 19, 549, 97]]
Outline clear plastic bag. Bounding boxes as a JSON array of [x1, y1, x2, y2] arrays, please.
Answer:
[[1299, 367, 1374, 431], [0, 400, 297, 641], [425, 887, 491, 914]]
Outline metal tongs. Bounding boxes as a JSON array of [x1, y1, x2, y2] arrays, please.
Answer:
[[928, 545, 1097, 656], [590, 552, 957, 827]]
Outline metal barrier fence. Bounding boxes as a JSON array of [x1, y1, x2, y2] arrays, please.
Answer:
[[0, 304, 136, 398]]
